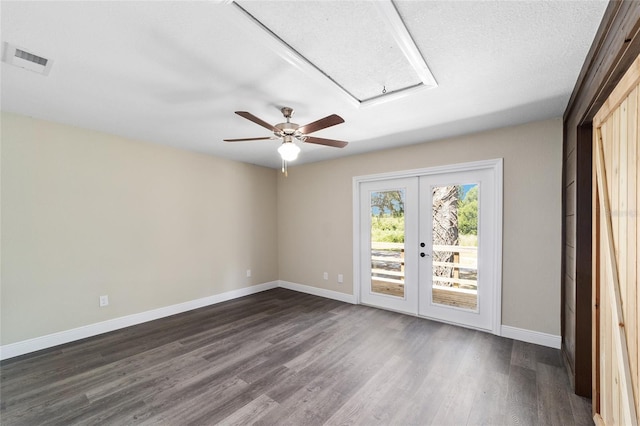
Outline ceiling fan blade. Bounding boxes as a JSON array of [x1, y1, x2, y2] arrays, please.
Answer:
[[297, 114, 344, 135], [303, 136, 348, 148], [223, 137, 275, 142], [235, 111, 279, 133]]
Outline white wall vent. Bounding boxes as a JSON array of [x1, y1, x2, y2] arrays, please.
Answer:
[[2, 42, 53, 75]]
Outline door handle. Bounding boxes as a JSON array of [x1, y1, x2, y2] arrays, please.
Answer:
[[420, 242, 426, 247], [420, 252, 426, 257]]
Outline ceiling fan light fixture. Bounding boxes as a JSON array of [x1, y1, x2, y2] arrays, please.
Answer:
[[278, 139, 301, 162], [224, 107, 347, 170]]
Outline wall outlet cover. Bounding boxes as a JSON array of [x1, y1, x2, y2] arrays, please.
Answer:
[[99, 295, 109, 307]]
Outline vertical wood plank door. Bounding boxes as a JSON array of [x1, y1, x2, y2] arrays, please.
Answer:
[[592, 53, 640, 426]]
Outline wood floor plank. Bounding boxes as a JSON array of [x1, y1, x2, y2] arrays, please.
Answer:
[[507, 364, 538, 408], [568, 392, 594, 425], [505, 398, 539, 426], [140, 376, 250, 425], [323, 355, 410, 425], [466, 370, 509, 425], [256, 320, 404, 424], [217, 393, 280, 426], [511, 339, 538, 370], [0, 289, 592, 425], [1, 341, 188, 420], [536, 361, 579, 426], [390, 370, 450, 425], [429, 372, 480, 425], [58, 393, 147, 425], [237, 329, 333, 385], [282, 308, 377, 374]]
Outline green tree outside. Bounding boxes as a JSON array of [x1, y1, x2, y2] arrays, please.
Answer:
[[370, 186, 478, 243], [370, 190, 405, 243], [458, 186, 478, 235], [371, 216, 405, 243]]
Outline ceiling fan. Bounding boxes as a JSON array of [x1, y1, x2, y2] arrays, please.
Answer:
[[224, 107, 348, 175]]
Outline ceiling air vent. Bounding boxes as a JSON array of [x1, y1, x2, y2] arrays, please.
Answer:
[[2, 42, 53, 75]]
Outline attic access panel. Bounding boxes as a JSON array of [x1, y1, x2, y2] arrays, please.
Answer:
[[234, 0, 437, 106]]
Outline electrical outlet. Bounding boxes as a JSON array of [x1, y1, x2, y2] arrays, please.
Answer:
[[246, 269, 252, 278], [99, 295, 109, 307], [323, 272, 328, 280], [338, 274, 344, 284]]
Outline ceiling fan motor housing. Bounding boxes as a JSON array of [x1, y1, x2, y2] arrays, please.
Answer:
[[275, 122, 300, 137]]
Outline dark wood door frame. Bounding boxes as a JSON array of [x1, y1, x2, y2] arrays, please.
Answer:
[[562, 0, 640, 398]]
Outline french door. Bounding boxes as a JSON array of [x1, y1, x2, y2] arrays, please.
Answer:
[[357, 161, 501, 332], [359, 178, 419, 314]]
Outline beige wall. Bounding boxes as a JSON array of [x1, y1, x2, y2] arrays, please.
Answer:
[[278, 119, 563, 335], [0, 114, 562, 346], [1, 112, 278, 345]]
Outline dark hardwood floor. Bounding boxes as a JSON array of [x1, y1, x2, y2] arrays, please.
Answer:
[[1, 288, 592, 425]]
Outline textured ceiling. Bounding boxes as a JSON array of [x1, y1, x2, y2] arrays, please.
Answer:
[[237, 1, 428, 102], [0, 1, 608, 169]]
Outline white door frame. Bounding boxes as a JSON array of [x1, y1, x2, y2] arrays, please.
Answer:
[[352, 159, 503, 335]]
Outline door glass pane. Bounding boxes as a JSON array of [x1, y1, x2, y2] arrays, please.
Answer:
[[431, 184, 478, 310], [370, 189, 405, 297]]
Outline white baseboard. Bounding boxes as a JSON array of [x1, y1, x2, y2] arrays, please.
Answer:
[[0, 281, 278, 361], [500, 325, 561, 349], [1, 282, 559, 360], [277, 282, 560, 350], [278, 280, 357, 304]]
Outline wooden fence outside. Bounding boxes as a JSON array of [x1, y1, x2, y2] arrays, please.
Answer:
[[370, 242, 478, 289]]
